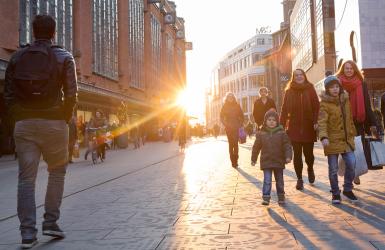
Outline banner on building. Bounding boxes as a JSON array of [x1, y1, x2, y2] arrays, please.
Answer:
[[164, 12, 176, 24], [176, 30, 185, 39], [185, 42, 193, 51]]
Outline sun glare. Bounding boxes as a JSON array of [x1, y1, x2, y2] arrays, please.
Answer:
[[176, 88, 204, 118]]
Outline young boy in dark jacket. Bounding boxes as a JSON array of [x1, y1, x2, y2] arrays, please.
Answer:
[[251, 110, 292, 205]]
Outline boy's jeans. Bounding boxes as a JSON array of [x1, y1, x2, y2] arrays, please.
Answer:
[[327, 152, 355, 195], [14, 119, 68, 240], [262, 169, 284, 197]]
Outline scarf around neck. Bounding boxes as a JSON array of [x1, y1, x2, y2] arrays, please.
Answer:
[[263, 125, 283, 134], [338, 75, 366, 123]]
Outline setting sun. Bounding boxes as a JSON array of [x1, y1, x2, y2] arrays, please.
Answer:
[[176, 87, 205, 119]]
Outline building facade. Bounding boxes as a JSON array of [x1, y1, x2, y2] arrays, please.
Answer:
[[334, 0, 385, 108], [290, 0, 336, 92], [289, 0, 385, 108], [206, 33, 273, 129], [263, 0, 296, 109], [0, 0, 187, 151]]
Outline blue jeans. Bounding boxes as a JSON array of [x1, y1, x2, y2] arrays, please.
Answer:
[[262, 169, 284, 197], [327, 152, 355, 195], [14, 119, 68, 240]]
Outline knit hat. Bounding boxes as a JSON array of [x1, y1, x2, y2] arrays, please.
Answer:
[[324, 75, 341, 89], [263, 109, 279, 127]]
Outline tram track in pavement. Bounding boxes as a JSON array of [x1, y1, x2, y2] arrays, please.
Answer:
[[0, 153, 182, 223]]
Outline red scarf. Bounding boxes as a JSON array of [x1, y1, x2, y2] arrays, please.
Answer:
[[338, 75, 366, 123]]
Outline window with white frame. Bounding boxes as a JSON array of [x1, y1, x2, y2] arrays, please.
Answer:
[[92, 0, 118, 80], [19, 0, 73, 51], [128, 0, 144, 89]]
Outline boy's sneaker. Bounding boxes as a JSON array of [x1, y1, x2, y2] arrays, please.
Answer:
[[296, 179, 304, 190], [262, 196, 270, 205], [42, 224, 66, 238], [343, 191, 358, 202], [21, 238, 38, 249], [332, 194, 341, 204]]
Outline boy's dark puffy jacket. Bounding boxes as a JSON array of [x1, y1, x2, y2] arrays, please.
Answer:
[[251, 126, 293, 170]]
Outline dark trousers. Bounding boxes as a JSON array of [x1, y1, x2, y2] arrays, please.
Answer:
[[226, 128, 239, 164], [68, 140, 75, 161], [292, 142, 314, 180]]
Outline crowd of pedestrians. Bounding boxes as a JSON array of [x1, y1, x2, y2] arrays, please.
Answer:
[[2, 13, 385, 250], [220, 65, 384, 206]]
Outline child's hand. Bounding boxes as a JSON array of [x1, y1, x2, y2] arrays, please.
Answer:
[[321, 138, 329, 147], [285, 158, 291, 164], [251, 161, 256, 166]]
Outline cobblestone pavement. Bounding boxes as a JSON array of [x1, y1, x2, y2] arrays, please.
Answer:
[[0, 137, 384, 249]]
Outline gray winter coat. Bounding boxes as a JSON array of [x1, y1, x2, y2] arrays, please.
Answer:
[[251, 126, 293, 170]]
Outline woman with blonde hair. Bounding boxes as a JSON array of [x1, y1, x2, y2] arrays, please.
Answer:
[[220, 92, 244, 168], [280, 69, 320, 190], [336, 60, 379, 183]]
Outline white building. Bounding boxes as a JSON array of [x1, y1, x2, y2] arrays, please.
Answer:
[[206, 33, 273, 129]]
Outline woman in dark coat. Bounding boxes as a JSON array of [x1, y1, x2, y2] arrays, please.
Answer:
[[220, 92, 244, 168], [336, 60, 379, 183], [280, 69, 320, 190]]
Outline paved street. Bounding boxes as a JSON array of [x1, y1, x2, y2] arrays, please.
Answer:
[[0, 137, 385, 249]]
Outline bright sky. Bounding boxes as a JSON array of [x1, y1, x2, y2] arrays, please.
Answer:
[[175, 0, 283, 124]]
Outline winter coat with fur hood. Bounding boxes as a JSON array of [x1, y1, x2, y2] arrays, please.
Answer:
[[318, 91, 356, 155], [251, 125, 292, 170]]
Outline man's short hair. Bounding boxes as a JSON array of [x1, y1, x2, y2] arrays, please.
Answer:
[[33, 15, 56, 39]]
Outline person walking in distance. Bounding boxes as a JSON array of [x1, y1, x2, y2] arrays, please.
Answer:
[[4, 15, 77, 248], [336, 60, 379, 183], [280, 69, 320, 190], [251, 110, 292, 205], [68, 116, 78, 164], [318, 76, 358, 203], [252, 87, 276, 130], [220, 92, 244, 168], [381, 92, 385, 131]]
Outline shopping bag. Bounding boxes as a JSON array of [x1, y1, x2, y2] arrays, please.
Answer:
[[370, 140, 385, 167], [73, 143, 80, 158], [238, 127, 246, 144], [338, 136, 368, 177], [363, 137, 384, 170]]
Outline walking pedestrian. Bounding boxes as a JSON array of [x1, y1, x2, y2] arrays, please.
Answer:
[[213, 123, 220, 138], [336, 60, 379, 183], [85, 110, 108, 160], [381, 93, 385, 130], [251, 110, 292, 205], [280, 69, 320, 190], [318, 76, 358, 203], [252, 87, 276, 130], [4, 15, 77, 248], [220, 92, 244, 168], [68, 116, 78, 164]]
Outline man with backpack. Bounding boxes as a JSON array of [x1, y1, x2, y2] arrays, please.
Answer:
[[4, 15, 77, 248]]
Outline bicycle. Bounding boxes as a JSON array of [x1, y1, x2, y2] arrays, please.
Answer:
[[86, 127, 106, 164]]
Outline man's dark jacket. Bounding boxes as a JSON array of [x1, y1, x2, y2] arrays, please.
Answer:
[[252, 97, 276, 128], [4, 39, 77, 122]]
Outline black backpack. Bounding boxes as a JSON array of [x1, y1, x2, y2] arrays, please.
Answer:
[[13, 43, 60, 109]]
